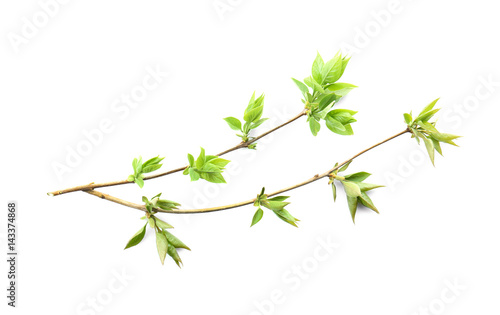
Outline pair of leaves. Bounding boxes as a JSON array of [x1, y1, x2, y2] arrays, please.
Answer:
[[127, 156, 164, 188], [124, 214, 175, 251], [224, 92, 268, 144], [183, 147, 230, 184], [250, 187, 299, 227], [292, 51, 357, 136], [330, 165, 384, 223], [155, 229, 191, 267], [404, 99, 461, 165], [142, 192, 180, 214]]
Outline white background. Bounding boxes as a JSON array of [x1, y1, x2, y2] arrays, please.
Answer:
[[1, 0, 499, 314]]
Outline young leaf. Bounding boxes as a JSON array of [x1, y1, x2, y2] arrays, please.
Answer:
[[273, 209, 299, 227], [341, 180, 362, 198], [325, 115, 347, 134], [155, 217, 174, 229], [311, 52, 324, 84], [347, 196, 358, 223], [359, 192, 379, 213], [200, 172, 226, 184], [325, 82, 357, 97], [404, 113, 412, 125], [189, 168, 200, 181], [124, 223, 147, 249], [309, 118, 321, 136], [223, 117, 242, 131], [187, 154, 195, 167], [292, 78, 309, 97], [243, 104, 264, 123], [166, 244, 183, 267], [134, 177, 145, 188], [250, 118, 269, 130], [251, 208, 264, 227], [422, 136, 435, 166], [323, 52, 343, 84], [332, 182, 337, 202], [142, 164, 162, 174], [344, 172, 371, 182], [156, 231, 169, 265], [196, 147, 206, 169], [163, 230, 191, 250]]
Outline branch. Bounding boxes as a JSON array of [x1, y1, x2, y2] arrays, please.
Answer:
[[48, 110, 307, 196], [84, 128, 410, 214]]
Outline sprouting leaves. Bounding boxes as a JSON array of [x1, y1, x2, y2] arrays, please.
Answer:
[[404, 99, 461, 165], [127, 156, 164, 188], [223, 92, 268, 147], [124, 195, 190, 267], [183, 147, 230, 184], [329, 163, 384, 223], [292, 51, 357, 136], [250, 187, 299, 227]]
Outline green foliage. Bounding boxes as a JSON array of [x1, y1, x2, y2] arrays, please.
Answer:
[[183, 147, 230, 184], [223, 92, 268, 147], [329, 163, 384, 223], [292, 51, 357, 136], [250, 187, 299, 227], [124, 194, 189, 267], [404, 99, 461, 165], [127, 156, 164, 188]]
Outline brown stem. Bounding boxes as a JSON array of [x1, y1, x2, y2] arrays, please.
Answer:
[[84, 129, 410, 214], [48, 110, 307, 196]]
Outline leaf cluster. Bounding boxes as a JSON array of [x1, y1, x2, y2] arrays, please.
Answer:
[[183, 147, 230, 184], [124, 194, 189, 267], [404, 99, 461, 165], [330, 162, 384, 223], [224, 92, 268, 147], [250, 187, 299, 227], [127, 156, 164, 188], [292, 52, 357, 136]]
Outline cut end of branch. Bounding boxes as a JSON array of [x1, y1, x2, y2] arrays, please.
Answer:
[[47, 192, 55, 197]]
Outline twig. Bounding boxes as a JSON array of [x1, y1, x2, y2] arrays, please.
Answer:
[[84, 128, 410, 214], [48, 110, 307, 196]]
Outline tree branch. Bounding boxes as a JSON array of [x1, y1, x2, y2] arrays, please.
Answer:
[[83, 128, 410, 214], [48, 110, 307, 196]]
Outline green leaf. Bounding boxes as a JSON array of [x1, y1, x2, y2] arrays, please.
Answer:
[[189, 168, 200, 181], [163, 230, 191, 250], [431, 138, 443, 156], [148, 217, 156, 228], [134, 177, 144, 188], [318, 93, 338, 112], [127, 175, 135, 182], [417, 108, 440, 123], [124, 223, 147, 249], [356, 182, 384, 192], [325, 116, 347, 133], [209, 158, 230, 168], [359, 192, 379, 213], [341, 180, 362, 198], [323, 52, 343, 84], [304, 76, 325, 93], [347, 196, 358, 223], [223, 117, 242, 131], [142, 156, 164, 168], [430, 133, 461, 146], [419, 98, 440, 116], [404, 113, 412, 125], [196, 147, 206, 169], [332, 182, 337, 202], [200, 172, 226, 184], [250, 118, 268, 130], [187, 154, 195, 167], [155, 217, 174, 229], [344, 172, 371, 182], [292, 78, 309, 97], [156, 231, 169, 265], [265, 200, 290, 212], [423, 136, 435, 166], [156, 200, 180, 211], [339, 160, 351, 172], [200, 163, 222, 173], [268, 196, 290, 202], [339, 55, 351, 78], [330, 123, 353, 136], [251, 208, 264, 227], [182, 167, 190, 175], [325, 82, 357, 97], [273, 209, 299, 227], [166, 244, 183, 267], [312, 52, 324, 84], [142, 196, 149, 203], [309, 118, 321, 136], [142, 164, 162, 174]]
